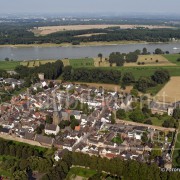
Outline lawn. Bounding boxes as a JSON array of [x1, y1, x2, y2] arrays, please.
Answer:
[[86, 66, 180, 80], [112, 136, 123, 144], [149, 117, 165, 126], [163, 54, 180, 66], [0, 61, 20, 70], [69, 58, 94, 68], [66, 167, 97, 179]]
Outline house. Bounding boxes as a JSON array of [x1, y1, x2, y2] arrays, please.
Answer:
[[0, 127, 10, 135], [24, 132, 35, 140], [120, 94, 132, 109], [62, 139, 76, 151], [150, 101, 169, 115], [3, 78, 24, 88], [35, 134, 54, 147], [45, 124, 60, 135], [128, 130, 143, 140]]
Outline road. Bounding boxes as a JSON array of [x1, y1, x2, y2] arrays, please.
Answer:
[[116, 119, 176, 132]]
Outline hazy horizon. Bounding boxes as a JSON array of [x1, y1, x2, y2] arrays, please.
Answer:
[[1, 0, 180, 15]]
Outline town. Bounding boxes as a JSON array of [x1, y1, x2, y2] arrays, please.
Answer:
[[0, 74, 177, 171]]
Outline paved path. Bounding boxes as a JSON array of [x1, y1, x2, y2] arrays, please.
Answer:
[[0, 134, 50, 148], [116, 119, 176, 132]]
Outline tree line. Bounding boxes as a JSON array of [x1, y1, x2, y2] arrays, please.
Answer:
[[62, 66, 121, 84], [42, 150, 180, 180], [0, 137, 179, 179], [109, 50, 140, 66], [1, 26, 180, 45]]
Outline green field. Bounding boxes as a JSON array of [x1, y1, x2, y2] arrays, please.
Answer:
[[149, 117, 166, 126], [163, 54, 180, 66], [69, 58, 94, 67], [0, 61, 20, 70], [20, 58, 94, 68], [66, 167, 97, 179]]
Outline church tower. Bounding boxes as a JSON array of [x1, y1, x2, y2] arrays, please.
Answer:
[[52, 92, 60, 125]]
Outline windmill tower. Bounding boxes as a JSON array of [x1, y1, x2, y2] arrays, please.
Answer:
[[52, 92, 60, 125]]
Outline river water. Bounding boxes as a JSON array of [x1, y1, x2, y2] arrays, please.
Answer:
[[0, 42, 180, 61]]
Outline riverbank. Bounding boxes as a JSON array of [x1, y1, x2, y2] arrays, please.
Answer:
[[0, 40, 162, 48], [0, 40, 179, 48]]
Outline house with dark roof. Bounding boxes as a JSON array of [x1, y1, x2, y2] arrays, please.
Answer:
[[35, 134, 54, 147]]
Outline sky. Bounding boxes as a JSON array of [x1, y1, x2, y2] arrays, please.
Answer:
[[0, 0, 180, 15]]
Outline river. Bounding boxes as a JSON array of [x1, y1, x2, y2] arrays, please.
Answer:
[[0, 42, 180, 61]]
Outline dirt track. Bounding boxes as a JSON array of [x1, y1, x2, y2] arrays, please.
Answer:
[[0, 134, 50, 148], [116, 119, 176, 132]]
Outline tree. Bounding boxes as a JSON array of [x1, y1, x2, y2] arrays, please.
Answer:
[[142, 104, 152, 116], [110, 112, 116, 124], [152, 70, 170, 84], [122, 72, 135, 84], [130, 88, 138, 97], [154, 48, 164, 54], [98, 53, 103, 62], [176, 156, 180, 165], [151, 148, 162, 159], [116, 109, 126, 119], [109, 52, 125, 66], [46, 115, 53, 124], [48, 81, 54, 88], [173, 108, 180, 120], [19, 159, 29, 170], [144, 119, 153, 125], [5, 57, 9, 61], [136, 77, 154, 92], [142, 47, 148, 55], [36, 124, 45, 134], [13, 170, 28, 180], [129, 109, 145, 122], [141, 132, 148, 143]]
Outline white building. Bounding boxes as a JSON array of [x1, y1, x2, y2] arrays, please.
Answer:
[[45, 124, 60, 136]]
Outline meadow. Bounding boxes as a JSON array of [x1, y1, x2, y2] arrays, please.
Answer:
[[0, 61, 20, 70], [66, 167, 97, 180], [163, 54, 180, 66]]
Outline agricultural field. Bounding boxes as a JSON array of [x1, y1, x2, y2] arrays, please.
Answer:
[[20, 58, 94, 68], [32, 24, 173, 35], [124, 55, 176, 67], [163, 54, 180, 66], [74, 33, 107, 37], [20, 59, 58, 67], [0, 61, 20, 70], [94, 57, 114, 67], [156, 76, 180, 103], [69, 58, 94, 68]]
